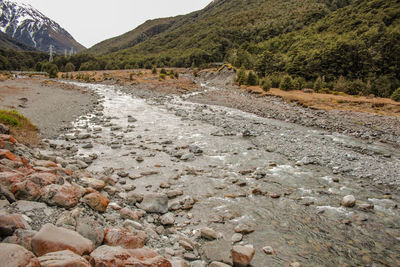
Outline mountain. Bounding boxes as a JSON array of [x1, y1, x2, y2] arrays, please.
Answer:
[[0, 31, 37, 50], [87, 16, 179, 56], [0, 0, 85, 53]]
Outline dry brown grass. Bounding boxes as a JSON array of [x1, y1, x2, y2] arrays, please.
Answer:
[[0, 72, 12, 82], [243, 86, 400, 117]]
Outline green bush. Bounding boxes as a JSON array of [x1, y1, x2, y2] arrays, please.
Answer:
[[64, 62, 75, 72], [313, 76, 325, 92], [160, 68, 167, 74], [280, 75, 294, 91], [268, 73, 282, 88], [41, 63, 59, 78], [246, 71, 258, 86], [152, 67, 157, 74], [236, 67, 246, 85], [292, 77, 305, 90], [0, 109, 27, 127], [159, 73, 166, 80], [261, 78, 272, 92], [346, 79, 365, 95], [391, 88, 400, 102], [334, 76, 347, 92]]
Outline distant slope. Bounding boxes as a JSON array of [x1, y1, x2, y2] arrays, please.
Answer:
[[0, 0, 85, 53], [97, 0, 352, 66], [0, 31, 37, 51], [87, 17, 178, 55]]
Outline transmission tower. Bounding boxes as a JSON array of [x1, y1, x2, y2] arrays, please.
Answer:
[[49, 44, 54, 62]]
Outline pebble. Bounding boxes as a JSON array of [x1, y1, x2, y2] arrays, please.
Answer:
[[341, 195, 356, 207]]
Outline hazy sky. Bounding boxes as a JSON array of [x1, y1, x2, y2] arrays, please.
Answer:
[[18, 0, 213, 48]]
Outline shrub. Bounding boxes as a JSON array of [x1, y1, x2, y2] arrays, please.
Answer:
[[174, 72, 179, 78], [236, 67, 246, 85], [152, 67, 157, 74], [0, 110, 22, 127], [292, 77, 305, 90], [334, 76, 347, 92], [268, 73, 282, 88], [64, 62, 75, 72], [313, 76, 325, 92], [160, 68, 167, 75], [280, 74, 294, 91], [391, 88, 400, 102], [129, 73, 134, 80], [159, 73, 166, 80], [41, 63, 59, 78], [346, 79, 365, 95], [246, 71, 258, 86], [261, 78, 272, 92]]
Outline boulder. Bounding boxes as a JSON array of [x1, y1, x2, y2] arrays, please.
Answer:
[[232, 245, 255, 267], [76, 216, 104, 247], [0, 123, 10, 134], [27, 173, 58, 186], [38, 250, 91, 267], [3, 229, 36, 251], [81, 192, 110, 212], [80, 177, 105, 190], [31, 224, 94, 256], [341, 195, 356, 208], [104, 227, 143, 249], [0, 171, 23, 187], [42, 182, 84, 208], [0, 214, 30, 238], [11, 180, 41, 201], [120, 207, 139, 221], [140, 193, 168, 214], [0, 243, 40, 267], [209, 262, 231, 267], [200, 227, 218, 240], [89, 245, 171, 267]]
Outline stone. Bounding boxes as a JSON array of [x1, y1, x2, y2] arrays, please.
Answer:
[[179, 240, 194, 251], [160, 212, 175, 225], [123, 219, 144, 231], [167, 189, 184, 199], [231, 233, 243, 243], [200, 227, 217, 240], [140, 193, 168, 214], [209, 262, 231, 267], [232, 245, 255, 267], [38, 250, 91, 267], [189, 145, 203, 154], [358, 203, 374, 211], [82, 143, 93, 149], [0, 214, 30, 237], [80, 177, 105, 190], [171, 259, 189, 267], [120, 207, 139, 221], [0, 123, 10, 134], [76, 217, 104, 247], [341, 195, 356, 208], [126, 191, 143, 204], [104, 227, 143, 249], [77, 133, 91, 139], [27, 173, 58, 186], [181, 153, 195, 161], [42, 182, 84, 208], [3, 229, 37, 251], [0, 243, 40, 267], [81, 192, 110, 212], [234, 223, 254, 234], [290, 262, 302, 267], [32, 160, 57, 168], [262, 246, 275, 255], [89, 245, 171, 267], [11, 180, 41, 201], [0, 171, 23, 187], [31, 224, 94, 256]]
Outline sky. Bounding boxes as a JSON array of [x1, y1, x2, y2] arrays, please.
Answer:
[[17, 0, 213, 48]]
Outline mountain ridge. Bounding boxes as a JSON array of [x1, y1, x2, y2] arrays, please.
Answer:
[[0, 0, 85, 53]]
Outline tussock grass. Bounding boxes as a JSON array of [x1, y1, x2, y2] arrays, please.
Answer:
[[0, 109, 38, 144]]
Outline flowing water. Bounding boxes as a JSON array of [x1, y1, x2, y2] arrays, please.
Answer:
[[56, 82, 400, 266]]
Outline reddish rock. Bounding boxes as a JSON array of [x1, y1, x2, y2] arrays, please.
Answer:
[[232, 245, 255, 267], [0, 149, 19, 162], [33, 160, 58, 168], [27, 172, 58, 186], [76, 217, 104, 247], [0, 214, 30, 237], [31, 224, 94, 256], [0, 243, 40, 267], [0, 134, 17, 144], [3, 229, 37, 251], [120, 207, 139, 221], [81, 191, 110, 212], [0, 171, 23, 187], [104, 227, 143, 249], [11, 180, 41, 201], [42, 182, 83, 208], [38, 250, 91, 267], [90, 245, 172, 267]]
